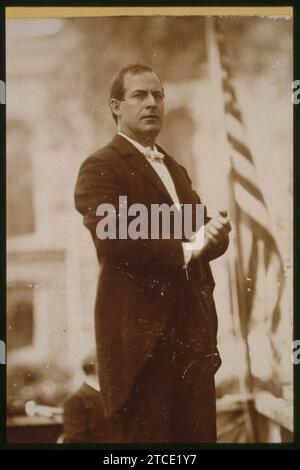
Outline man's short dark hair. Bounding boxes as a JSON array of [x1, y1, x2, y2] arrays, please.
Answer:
[[109, 64, 161, 123], [82, 354, 97, 376]]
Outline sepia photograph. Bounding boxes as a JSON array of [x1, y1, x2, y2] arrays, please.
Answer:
[[4, 6, 293, 446]]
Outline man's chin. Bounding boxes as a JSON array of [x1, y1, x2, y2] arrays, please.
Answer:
[[140, 123, 162, 135]]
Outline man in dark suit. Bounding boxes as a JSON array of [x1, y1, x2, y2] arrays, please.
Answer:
[[63, 353, 121, 443], [75, 64, 231, 443]]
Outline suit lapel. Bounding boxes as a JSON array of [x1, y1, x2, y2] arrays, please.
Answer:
[[110, 134, 176, 205], [110, 134, 198, 207], [161, 150, 198, 205]]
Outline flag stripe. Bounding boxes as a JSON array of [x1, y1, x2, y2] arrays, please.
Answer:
[[225, 102, 243, 123], [231, 168, 265, 204], [227, 133, 254, 163], [233, 182, 269, 229], [223, 80, 237, 102], [226, 114, 246, 144], [230, 148, 258, 188]]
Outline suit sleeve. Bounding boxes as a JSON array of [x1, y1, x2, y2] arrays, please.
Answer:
[[179, 164, 229, 262], [203, 233, 229, 262], [75, 154, 185, 272], [63, 395, 91, 443]]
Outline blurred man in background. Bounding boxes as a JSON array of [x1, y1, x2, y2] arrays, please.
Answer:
[[75, 64, 231, 442], [63, 353, 121, 443]]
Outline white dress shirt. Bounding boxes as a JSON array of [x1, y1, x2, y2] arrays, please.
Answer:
[[118, 132, 193, 268], [85, 376, 100, 392]]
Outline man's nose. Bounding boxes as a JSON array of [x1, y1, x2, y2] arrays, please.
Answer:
[[145, 93, 157, 107]]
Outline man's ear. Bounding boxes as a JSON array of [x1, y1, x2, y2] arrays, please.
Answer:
[[109, 98, 122, 118]]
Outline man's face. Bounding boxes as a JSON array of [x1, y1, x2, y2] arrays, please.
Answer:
[[114, 71, 164, 143]]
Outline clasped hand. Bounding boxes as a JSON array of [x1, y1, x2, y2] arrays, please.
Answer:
[[191, 210, 232, 260]]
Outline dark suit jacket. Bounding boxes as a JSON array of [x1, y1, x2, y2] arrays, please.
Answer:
[[75, 134, 229, 418], [63, 383, 121, 443]]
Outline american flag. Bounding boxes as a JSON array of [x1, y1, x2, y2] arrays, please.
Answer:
[[212, 19, 285, 386]]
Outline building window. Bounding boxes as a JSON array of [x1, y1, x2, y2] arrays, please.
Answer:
[[7, 284, 34, 352], [7, 120, 34, 237]]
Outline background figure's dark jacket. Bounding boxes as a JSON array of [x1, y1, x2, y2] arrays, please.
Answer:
[[63, 383, 121, 443], [75, 135, 229, 418]]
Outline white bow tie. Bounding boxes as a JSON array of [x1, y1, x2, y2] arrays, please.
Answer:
[[143, 147, 165, 163]]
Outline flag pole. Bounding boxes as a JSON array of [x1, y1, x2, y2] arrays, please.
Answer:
[[204, 16, 255, 441]]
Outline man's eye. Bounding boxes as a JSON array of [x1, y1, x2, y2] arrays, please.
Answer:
[[133, 92, 144, 99], [153, 93, 164, 100]]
